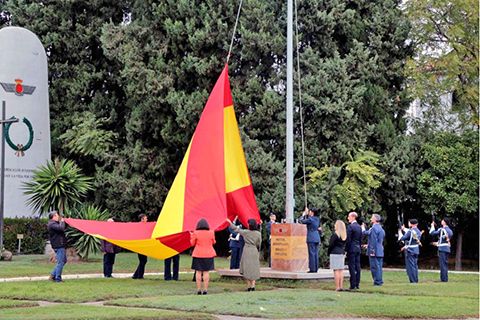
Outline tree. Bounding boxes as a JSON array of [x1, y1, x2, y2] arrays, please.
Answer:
[[417, 130, 479, 270], [23, 158, 93, 216], [309, 150, 384, 223], [59, 111, 117, 160], [3, 0, 412, 227], [405, 0, 479, 128]]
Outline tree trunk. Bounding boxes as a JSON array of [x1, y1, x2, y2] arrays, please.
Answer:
[[455, 230, 463, 271]]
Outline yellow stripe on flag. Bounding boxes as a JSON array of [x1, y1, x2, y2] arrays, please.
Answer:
[[152, 140, 193, 238], [224, 105, 251, 193], [107, 238, 179, 260]]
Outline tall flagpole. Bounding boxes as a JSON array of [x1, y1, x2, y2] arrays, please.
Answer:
[[285, 0, 294, 223], [0, 101, 18, 254]]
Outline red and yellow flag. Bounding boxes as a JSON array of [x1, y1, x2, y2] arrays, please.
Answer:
[[66, 65, 260, 259]]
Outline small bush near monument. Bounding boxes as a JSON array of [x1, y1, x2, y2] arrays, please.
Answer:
[[4, 218, 48, 254]]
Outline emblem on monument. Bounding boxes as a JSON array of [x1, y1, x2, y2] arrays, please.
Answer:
[[4, 117, 34, 157], [0, 79, 36, 96]]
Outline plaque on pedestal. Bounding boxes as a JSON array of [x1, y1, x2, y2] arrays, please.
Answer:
[[271, 223, 308, 272]]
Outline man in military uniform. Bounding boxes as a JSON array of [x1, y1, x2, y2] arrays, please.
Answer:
[[430, 218, 453, 282], [400, 219, 422, 283], [362, 214, 385, 286]]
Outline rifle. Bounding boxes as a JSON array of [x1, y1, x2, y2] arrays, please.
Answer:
[[397, 209, 405, 251]]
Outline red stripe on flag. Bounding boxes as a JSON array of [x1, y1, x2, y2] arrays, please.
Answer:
[[226, 184, 260, 228], [183, 66, 229, 231], [64, 218, 156, 240], [157, 231, 192, 253]]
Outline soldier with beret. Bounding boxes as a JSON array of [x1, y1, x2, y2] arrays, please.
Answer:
[[400, 219, 422, 283], [430, 217, 453, 282]]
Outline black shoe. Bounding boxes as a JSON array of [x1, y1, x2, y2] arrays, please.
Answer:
[[197, 291, 202, 295], [251, 287, 255, 291], [247, 288, 252, 292], [202, 291, 207, 295], [49, 274, 55, 281]]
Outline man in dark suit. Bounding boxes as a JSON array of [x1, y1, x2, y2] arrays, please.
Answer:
[[164, 254, 180, 280], [132, 214, 148, 279], [362, 214, 385, 286], [346, 211, 362, 290], [265, 213, 277, 267]]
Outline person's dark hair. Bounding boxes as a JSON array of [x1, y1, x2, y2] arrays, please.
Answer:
[[409, 218, 418, 225], [48, 210, 58, 220], [138, 213, 147, 221], [310, 207, 320, 217], [196, 218, 210, 230], [248, 219, 258, 231], [442, 217, 450, 225]]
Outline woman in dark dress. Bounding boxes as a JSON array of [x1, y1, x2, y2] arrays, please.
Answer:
[[328, 220, 347, 291]]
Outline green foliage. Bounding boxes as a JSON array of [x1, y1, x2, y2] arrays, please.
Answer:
[[417, 130, 479, 220], [405, 0, 479, 128], [309, 150, 384, 221], [65, 204, 110, 260], [22, 158, 93, 216], [3, 218, 48, 254], [59, 111, 117, 160], [4, 0, 412, 224]]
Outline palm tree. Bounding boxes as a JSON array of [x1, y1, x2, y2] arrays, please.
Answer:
[[23, 158, 93, 216], [65, 204, 110, 260]]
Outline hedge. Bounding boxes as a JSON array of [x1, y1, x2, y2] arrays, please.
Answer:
[[3, 218, 48, 254]]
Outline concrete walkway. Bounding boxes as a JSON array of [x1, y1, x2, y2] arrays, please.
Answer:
[[0, 271, 195, 282]]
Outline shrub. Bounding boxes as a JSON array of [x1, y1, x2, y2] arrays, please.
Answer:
[[23, 158, 93, 216], [3, 218, 48, 254]]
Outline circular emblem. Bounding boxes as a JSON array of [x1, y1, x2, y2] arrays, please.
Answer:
[[4, 117, 34, 157]]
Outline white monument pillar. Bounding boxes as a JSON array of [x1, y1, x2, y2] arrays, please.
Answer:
[[0, 27, 51, 217]]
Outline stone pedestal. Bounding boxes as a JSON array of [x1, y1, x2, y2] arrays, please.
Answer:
[[270, 223, 308, 272]]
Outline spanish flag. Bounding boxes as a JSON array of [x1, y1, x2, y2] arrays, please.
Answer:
[[65, 65, 260, 259]]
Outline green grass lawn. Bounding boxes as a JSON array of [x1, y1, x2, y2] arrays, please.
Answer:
[[0, 276, 254, 303], [107, 288, 477, 319], [0, 299, 37, 309], [0, 254, 478, 319], [0, 304, 215, 320], [0, 253, 229, 278]]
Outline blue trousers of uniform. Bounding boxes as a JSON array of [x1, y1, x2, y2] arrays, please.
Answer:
[[164, 254, 179, 280], [439, 251, 449, 282], [369, 256, 383, 286], [307, 242, 319, 272], [405, 252, 418, 283], [347, 252, 361, 289], [230, 247, 241, 269]]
